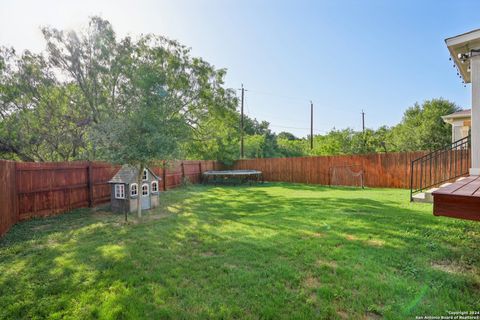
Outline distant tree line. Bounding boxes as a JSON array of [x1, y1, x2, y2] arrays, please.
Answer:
[[240, 98, 459, 159], [0, 18, 460, 165]]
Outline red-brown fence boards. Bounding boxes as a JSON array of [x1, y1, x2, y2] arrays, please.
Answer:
[[0, 161, 17, 237], [230, 152, 432, 189], [91, 162, 122, 206], [18, 162, 82, 220], [0, 152, 468, 237], [0, 159, 220, 237]]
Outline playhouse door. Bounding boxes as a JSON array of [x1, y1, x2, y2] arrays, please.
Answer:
[[141, 184, 151, 210]]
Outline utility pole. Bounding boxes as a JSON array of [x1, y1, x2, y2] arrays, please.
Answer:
[[361, 109, 365, 134], [240, 84, 245, 158], [310, 101, 314, 149], [361, 109, 366, 150]]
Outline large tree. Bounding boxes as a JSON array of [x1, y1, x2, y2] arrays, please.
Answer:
[[389, 98, 460, 151], [0, 49, 90, 161], [0, 17, 240, 163]]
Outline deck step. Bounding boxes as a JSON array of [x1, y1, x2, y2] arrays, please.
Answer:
[[439, 183, 453, 188], [412, 192, 428, 203], [424, 188, 438, 202], [456, 177, 466, 182], [413, 188, 438, 203]]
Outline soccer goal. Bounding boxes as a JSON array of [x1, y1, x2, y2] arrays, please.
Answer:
[[329, 164, 364, 188]]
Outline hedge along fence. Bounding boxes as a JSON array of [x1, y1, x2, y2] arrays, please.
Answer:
[[230, 152, 431, 189], [0, 159, 219, 237]]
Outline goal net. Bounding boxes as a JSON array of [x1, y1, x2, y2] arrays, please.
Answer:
[[329, 164, 364, 188]]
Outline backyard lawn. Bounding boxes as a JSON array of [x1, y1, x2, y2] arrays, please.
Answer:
[[0, 183, 479, 319]]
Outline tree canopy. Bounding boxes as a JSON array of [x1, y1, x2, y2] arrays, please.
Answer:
[[0, 18, 463, 164]]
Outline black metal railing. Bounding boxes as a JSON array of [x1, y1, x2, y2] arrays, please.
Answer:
[[410, 135, 471, 201]]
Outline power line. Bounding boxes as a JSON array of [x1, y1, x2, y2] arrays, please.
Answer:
[[269, 124, 328, 133], [237, 85, 345, 138], [246, 87, 350, 112], [244, 111, 333, 128], [246, 89, 311, 102]]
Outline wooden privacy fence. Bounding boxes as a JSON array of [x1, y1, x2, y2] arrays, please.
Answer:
[[1, 151, 468, 237], [0, 161, 17, 237], [230, 152, 432, 189], [0, 159, 219, 237]]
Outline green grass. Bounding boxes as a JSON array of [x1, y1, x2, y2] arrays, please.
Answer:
[[0, 183, 479, 319]]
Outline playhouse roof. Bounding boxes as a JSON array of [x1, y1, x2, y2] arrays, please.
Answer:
[[108, 165, 160, 184]]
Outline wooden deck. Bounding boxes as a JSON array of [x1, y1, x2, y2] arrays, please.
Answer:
[[433, 175, 480, 221]]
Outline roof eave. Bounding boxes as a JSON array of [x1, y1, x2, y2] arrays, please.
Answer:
[[444, 29, 480, 84]]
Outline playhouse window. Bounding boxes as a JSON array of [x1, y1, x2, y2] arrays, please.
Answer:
[[142, 184, 149, 196], [151, 181, 158, 193], [114, 184, 125, 199], [130, 183, 138, 197], [142, 169, 148, 181]]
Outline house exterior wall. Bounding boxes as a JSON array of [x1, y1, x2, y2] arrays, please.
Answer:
[[470, 54, 480, 174], [451, 119, 470, 142]]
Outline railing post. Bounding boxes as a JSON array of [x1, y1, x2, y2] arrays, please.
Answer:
[[419, 156, 423, 194], [410, 159, 414, 202], [410, 135, 471, 200]]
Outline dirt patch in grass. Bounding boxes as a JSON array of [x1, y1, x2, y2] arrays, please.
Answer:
[[309, 232, 324, 238], [366, 238, 385, 247], [303, 275, 320, 289], [431, 260, 465, 274], [223, 263, 238, 270], [316, 259, 338, 269], [345, 234, 359, 241], [337, 310, 349, 319], [364, 311, 383, 319], [307, 292, 317, 304]]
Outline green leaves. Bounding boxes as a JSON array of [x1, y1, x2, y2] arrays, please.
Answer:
[[0, 16, 461, 163], [389, 98, 459, 151], [0, 17, 240, 163]]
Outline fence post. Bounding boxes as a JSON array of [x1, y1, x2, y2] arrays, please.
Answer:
[[198, 162, 202, 183], [88, 161, 94, 207], [162, 160, 167, 191], [13, 162, 19, 223], [181, 162, 185, 180]]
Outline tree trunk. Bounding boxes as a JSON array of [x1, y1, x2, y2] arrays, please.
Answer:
[[137, 164, 143, 219]]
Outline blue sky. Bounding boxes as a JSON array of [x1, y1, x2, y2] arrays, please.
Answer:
[[0, 0, 478, 137]]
